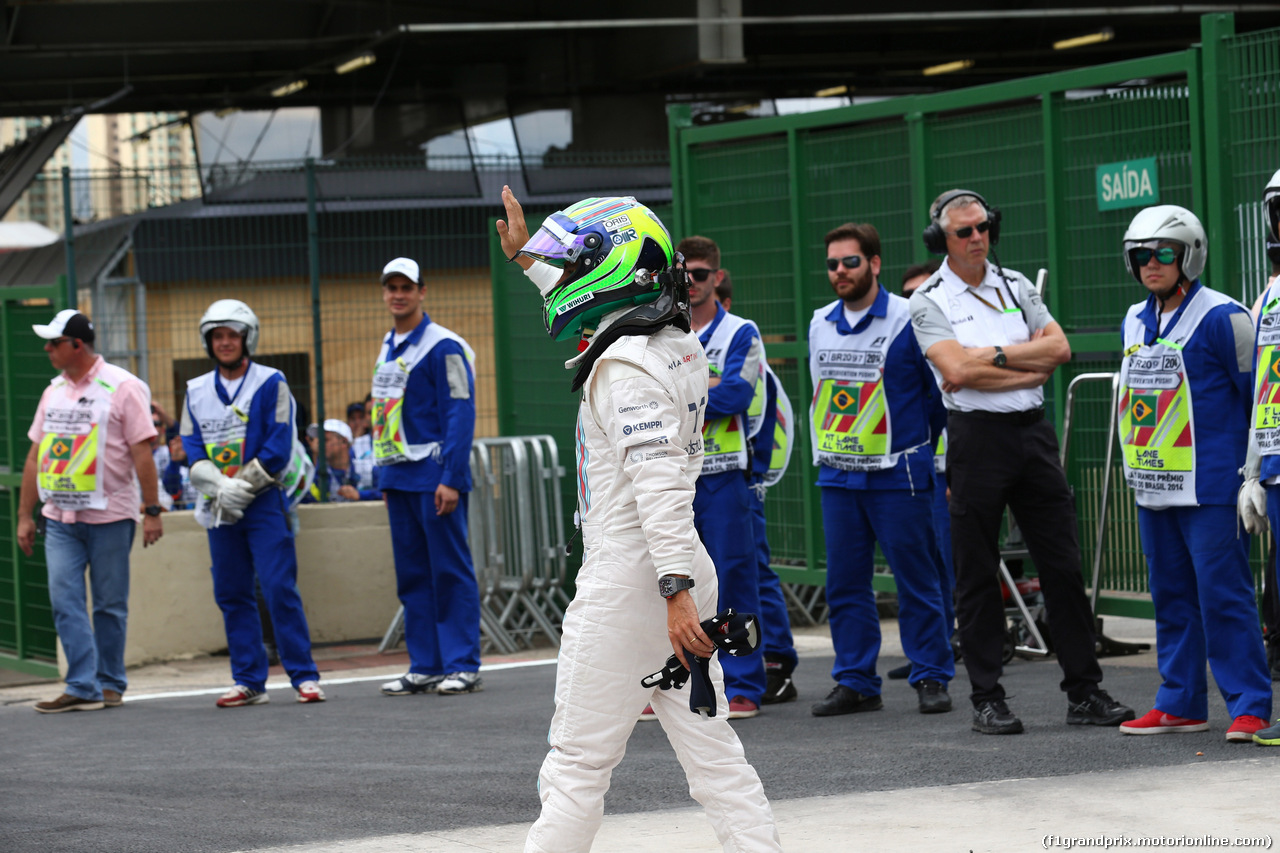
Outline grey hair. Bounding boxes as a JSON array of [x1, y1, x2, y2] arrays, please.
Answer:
[[934, 193, 985, 231]]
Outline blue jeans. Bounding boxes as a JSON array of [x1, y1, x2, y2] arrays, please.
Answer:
[[45, 518, 136, 700]]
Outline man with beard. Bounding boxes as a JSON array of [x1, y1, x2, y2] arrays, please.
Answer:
[[808, 223, 953, 717], [909, 190, 1133, 734], [181, 299, 323, 707]]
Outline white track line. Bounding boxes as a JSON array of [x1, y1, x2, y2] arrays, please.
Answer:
[[122, 657, 558, 702]]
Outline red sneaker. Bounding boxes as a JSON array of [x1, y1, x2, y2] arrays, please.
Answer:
[[1226, 715, 1268, 743], [727, 696, 760, 719], [637, 704, 658, 722], [1119, 708, 1208, 735]]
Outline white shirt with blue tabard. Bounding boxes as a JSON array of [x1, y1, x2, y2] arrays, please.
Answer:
[[1120, 281, 1253, 508], [809, 284, 946, 492], [370, 313, 477, 493]]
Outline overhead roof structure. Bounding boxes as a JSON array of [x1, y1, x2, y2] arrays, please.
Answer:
[[3, 1, 1279, 121]]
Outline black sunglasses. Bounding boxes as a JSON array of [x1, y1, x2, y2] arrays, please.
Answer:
[[825, 255, 863, 272], [688, 268, 720, 282], [1130, 246, 1180, 267], [947, 220, 992, 239]]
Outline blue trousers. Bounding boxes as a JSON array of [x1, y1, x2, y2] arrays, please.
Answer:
[[45, 518, 135, 700], [208, 490, 318, 691], [1137, 503, 1271, 721], [385, 489, 481, 675], [694, 471, 766, 705], [749, 478, 797, 670], [932, 482, 956, 634], [821, 486, 954, 695]]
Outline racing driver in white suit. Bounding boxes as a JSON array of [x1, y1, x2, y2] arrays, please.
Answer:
[[497, 187, 780, 852]]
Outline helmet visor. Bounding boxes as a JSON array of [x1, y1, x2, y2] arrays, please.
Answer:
[[518, 213, 590, 268]]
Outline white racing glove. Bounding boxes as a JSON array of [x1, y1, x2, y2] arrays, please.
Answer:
[[190, 459, 256, 526], [1238, 477, 1268, 535]]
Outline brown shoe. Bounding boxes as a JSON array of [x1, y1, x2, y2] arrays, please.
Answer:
[[34, 693, 105, 714], [102, 689, 123, 708]]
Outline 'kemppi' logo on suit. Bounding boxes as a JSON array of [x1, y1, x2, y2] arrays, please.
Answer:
[[622, 420, 662, 435]]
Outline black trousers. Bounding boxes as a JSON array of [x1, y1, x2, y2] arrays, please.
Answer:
[[947, 410, 1103, 705]]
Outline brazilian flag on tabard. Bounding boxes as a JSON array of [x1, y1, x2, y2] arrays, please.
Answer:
[[1130, 392, 1158, 429], [1267, 350, 1280, 385], [48, 437, 73, 461], [211, 443, 242, 470], [830, 386, 859, 416]]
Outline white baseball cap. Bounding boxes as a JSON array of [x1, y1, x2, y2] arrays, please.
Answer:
[[33, 309, 95, 343], [381, 257, 421, 285], [323, 418, 353, 445]]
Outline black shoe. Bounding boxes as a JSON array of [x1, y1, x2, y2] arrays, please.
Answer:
[[886, 663, 911, 680], [762, 668, 798, 705], [972, 699, 1023, 734], [915, 679, 952, 714], [1066, 689, 1135, 726], [811, 684, 883, 717]]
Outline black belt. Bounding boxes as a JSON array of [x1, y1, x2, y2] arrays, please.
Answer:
[[950, 408, 1045, 426]]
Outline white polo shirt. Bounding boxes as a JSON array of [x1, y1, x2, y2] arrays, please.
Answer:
[[908, 259, 1053, 414]]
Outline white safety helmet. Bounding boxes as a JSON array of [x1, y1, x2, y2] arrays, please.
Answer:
[[199, 299, 259, 358], [1265, 168, 1280, 243], [1122, 204, 1207, 284]]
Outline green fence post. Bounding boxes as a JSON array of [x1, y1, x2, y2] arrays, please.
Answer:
[[1041, 90, 1069, 428], [61, 167, 76, 308], [784, 127, 823, 576], [667, 104, 693, 240], [906, 108, 931, 264], [1199, 12, 1236, 292], [305, 158, 328, 500]]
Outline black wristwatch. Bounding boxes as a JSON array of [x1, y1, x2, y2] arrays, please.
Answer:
[[144, 504, 163, 517], [658, 575, 696, 600], [992, 346, 1007, 368]]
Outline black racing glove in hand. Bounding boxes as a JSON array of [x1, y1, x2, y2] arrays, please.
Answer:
[[639, 609, 760, 719]]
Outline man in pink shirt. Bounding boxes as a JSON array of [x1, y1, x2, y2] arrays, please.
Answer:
[[16, 310, 163, 713]]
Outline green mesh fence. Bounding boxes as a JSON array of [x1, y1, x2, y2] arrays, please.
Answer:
[[670, 17, 1280, 615], [1, 293, 65, 668]]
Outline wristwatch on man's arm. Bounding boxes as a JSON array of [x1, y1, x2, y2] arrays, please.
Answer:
[[658, 575, 696, 600], [144, 504, 163, 517], [992, 345, 1007, 368]]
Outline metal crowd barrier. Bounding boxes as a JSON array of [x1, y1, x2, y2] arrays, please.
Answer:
[[379, 435, 569, 656]]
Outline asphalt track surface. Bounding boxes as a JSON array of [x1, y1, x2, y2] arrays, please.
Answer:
[[3, 652, 1276, 853]]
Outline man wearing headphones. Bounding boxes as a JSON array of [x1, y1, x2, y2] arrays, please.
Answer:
[[908, 190, 1134, 735]]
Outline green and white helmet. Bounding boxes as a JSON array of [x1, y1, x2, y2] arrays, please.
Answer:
[[518, 197, 676, 341]]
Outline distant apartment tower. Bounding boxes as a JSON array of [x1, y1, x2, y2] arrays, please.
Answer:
[[86, 113, 201, 219], [0, 116, 73, 229], [0, 112, 201, 229]]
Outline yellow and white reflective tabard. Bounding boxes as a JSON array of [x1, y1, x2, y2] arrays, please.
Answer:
[[763, 365, 794, 487], [699, 312, 761, 476], [808, 296, 910, 471], [1118, 289, 1228, 508], [1253, 283, 1280, 455], [371, 323, 476, 466], [35, 363, 140, 511]]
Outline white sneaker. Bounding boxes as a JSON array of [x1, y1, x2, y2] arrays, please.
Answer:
[[380, 673, 443, 696], [437, 671, 483, 695], [296, 680, 326, 703], [215, 684, 269, 708]]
